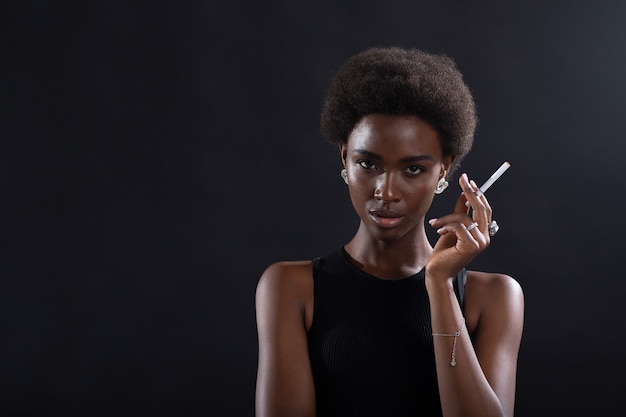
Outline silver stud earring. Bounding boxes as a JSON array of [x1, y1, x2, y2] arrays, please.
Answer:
[[340, 168, 349, 185], [435, 177, 449, 194]]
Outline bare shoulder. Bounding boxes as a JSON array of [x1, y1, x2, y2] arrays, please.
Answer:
[[256, 260, 314, 311], [466, 270, 523, 301], [257, 260, 313, 292], [464, 270, 524, 331]]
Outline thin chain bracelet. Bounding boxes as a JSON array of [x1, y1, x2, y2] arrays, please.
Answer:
[[432, 321, 465, 367]]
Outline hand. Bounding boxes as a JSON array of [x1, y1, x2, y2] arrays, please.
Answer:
[[426, 173, 493, 279]]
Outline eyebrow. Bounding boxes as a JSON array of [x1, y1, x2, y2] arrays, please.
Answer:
[[352, 149, 435, 163]]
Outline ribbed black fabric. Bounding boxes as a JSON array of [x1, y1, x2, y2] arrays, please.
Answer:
[[307, 247, 466, 417]]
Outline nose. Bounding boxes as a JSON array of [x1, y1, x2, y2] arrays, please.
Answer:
[[374, 172, 401, 202]]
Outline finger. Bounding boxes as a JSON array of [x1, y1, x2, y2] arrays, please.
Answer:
[[470, 179, 493, 221], [469, 179, 493, 232], [465, 221, 479, 232], [461, 175, 491, 230], [432, 218, 481, 240], [460, 174, 483, 210], [428, 213, 471, 231], [451, 174, 472, 215]]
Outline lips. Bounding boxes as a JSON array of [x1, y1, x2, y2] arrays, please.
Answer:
[[369, 209, 404, 228]]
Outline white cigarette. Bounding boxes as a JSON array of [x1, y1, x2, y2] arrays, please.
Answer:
[[465, 161, 511, 206], [478, 161, 511, 194]]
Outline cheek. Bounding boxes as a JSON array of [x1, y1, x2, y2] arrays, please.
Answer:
[[346, 179, 375, 210], [402, 176, 436, 194], [347, 182, 371, 203], [404, 182, 437, 207], [345, 169, 374, 191]]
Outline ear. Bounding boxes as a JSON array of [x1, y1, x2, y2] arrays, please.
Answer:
[[441, 155, 456, 177], [340, 144, 348, 167]]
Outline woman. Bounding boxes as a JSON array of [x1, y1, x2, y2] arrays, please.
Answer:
[[255, 46, 524, 417]]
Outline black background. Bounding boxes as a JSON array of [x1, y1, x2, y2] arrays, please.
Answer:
[[2, 1, 625, 416]]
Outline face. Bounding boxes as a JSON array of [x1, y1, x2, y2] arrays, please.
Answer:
[[341, 114, 452, 242]]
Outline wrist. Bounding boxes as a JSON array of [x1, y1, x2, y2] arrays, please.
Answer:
[[424, 272, 455, 294]]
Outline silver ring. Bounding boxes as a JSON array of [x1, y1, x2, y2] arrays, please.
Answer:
[[465, 222, 479, 232], [489, 220, 499, 236]]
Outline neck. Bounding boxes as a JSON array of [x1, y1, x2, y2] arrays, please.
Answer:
[[344, 223, 433, 279]]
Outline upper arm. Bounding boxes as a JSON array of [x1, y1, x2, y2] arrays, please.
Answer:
[[468, 273, 525, 417], [255, 262, 315, 417]]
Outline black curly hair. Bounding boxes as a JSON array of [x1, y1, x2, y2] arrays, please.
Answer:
[[320, 46, 477, 175]]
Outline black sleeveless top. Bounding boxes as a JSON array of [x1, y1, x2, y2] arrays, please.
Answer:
[[307, 247, 466, 417]]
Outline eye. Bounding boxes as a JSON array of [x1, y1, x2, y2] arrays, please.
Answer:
[[357, 160, 377, 170], [405, 165, 423, 176]]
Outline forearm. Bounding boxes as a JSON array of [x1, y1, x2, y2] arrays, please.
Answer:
[[426, 276, 506, 417]]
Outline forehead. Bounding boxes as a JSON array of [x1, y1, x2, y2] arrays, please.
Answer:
[[347, 114, 443, 158]]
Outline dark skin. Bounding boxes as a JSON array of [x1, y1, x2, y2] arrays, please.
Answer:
[[255, 114, 524, 417]]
